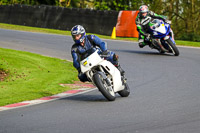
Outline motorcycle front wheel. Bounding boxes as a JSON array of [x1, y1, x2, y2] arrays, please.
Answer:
[[93, 73, 115, 101], [166, 39, 179, 56]]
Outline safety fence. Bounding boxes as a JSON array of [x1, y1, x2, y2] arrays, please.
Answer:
[[0, 4, 139, 37]]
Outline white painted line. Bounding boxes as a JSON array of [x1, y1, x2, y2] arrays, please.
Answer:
[[0, 88, 97, 112]]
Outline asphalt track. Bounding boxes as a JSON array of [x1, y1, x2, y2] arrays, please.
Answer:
[[0, 29, 200, 133]]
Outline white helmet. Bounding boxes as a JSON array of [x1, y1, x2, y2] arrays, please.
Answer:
[[71, 25, 86, 44], [139, 5, 149, 13]]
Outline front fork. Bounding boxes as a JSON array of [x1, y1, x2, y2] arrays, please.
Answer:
[[170, 28, 175, 42], [164, 28, 176, 44], [99, 66, 112, 87], [86, 66, 106, 81]]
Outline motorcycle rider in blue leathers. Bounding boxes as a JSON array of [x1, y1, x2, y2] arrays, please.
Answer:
[[71, 25, 124, 82], [136, 5, 171, 49]]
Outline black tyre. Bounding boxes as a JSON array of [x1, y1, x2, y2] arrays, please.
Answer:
[[93, 73, 115, 101], [166, 39, 179, 56], [118, 82, 130, 97], [159, 50, 165, 54]]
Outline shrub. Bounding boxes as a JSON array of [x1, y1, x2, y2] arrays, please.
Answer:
[[178, 32, 200, 42]]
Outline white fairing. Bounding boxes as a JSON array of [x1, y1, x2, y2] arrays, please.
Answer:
[[80, 51, 102, 73], [154, 24, 166, 34], [98, 60, 124, 92], [80, 50, 124, 92]]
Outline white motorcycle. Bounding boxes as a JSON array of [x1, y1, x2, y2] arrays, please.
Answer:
[[80, 48, 130, 101]]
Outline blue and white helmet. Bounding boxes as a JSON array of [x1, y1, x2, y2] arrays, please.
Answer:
[[71, 25, 86, 44]]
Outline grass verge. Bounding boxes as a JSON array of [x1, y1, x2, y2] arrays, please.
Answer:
[[0, 48, 78, 106], [0, 23, 199, 47]]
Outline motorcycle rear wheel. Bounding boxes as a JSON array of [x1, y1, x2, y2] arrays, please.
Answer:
[[93, 73, 115, 101], [118, 82, 130, 97]]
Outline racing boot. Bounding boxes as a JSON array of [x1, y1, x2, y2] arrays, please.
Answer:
[[139, 34, 150, 48], [115, 63, 125, 76], [139, 42, 146, 48], [115, 63, 127, 85], [113, 54, 125, 76]]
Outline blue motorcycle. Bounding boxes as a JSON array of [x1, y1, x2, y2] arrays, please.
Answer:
[[147, 19, 179, 56]]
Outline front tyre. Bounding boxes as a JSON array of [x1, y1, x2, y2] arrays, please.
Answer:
[[93, 73, 115, 101], [166, 39, 179, 56]]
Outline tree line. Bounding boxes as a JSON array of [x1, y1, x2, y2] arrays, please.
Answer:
[[1, 0, 199, 41]]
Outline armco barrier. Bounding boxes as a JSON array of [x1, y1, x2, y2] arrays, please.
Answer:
[[0, 5, 119, 36]]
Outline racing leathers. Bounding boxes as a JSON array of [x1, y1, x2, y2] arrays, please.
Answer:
[[135, 11, 167, 48], [71, 35, 124, 82]]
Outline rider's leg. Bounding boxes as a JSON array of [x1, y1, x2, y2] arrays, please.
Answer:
[[78, 72, 89, 82], [107, 51, 125, 76], [115, 62, 125, 76], [113, 54, 124, 74], [138, 34, 147, 48], [104, 51, 125, 76]]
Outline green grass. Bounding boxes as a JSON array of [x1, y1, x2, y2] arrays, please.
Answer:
[[176, 40, 200, 47], [0, 23, 199, 47], [0, 48, 78, 106]]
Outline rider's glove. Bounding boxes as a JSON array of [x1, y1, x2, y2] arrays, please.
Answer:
[[145, 33, 151, 40], [165, 20, 171, 24]]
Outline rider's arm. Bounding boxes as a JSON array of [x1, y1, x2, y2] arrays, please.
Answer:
[[89, 35, 107, 52], [71, 45, 80, 71], [149, 11, 167, 21], [135, 16, 149, 36], [136, 25, 148, 36]]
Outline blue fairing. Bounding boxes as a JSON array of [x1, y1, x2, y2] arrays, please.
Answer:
[[149, 20, 171, 39], [170, 36, 176, 44]]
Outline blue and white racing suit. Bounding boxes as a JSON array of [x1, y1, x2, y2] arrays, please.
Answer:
[[71, 35, 118, 82]]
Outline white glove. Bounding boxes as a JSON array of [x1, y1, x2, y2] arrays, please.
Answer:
[[146, 34, 151, 40], [166, 20, 171, 24]]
